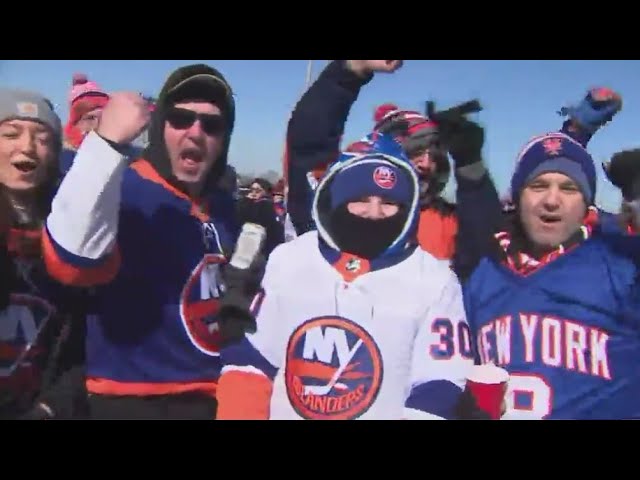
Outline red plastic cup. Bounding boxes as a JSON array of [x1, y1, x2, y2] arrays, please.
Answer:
[[465, 364, 509, 420]]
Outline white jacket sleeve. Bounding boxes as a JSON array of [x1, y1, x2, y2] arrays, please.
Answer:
[[46, 131, 128, 262], [404, 269, 475, 420]]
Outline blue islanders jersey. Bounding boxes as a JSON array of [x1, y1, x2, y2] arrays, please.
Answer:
[[464, 235, 640, 420], [0, 228, 81, 415], [43, 132, 237, 398]]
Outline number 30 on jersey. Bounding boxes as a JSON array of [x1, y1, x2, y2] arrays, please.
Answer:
[[430, 318, 474, 360]]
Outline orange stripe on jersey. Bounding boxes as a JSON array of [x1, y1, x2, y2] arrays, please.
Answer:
[[86, 377, 217, 398], [130, 159, 210, 222], [287, 358, 369, 381], [333, 253, 370, 283], [216, 371, 273, 420], [42, 228, 121, 287]]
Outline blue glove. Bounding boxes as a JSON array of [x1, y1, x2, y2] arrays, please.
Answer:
[[558, 87, 622, 133]]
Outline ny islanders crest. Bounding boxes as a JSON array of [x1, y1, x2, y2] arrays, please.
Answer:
[[284, 316, 383, 420]]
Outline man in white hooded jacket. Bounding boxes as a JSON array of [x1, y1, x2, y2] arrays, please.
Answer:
[[216, 135, 474, 420]]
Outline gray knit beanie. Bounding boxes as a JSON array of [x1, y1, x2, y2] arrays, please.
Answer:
[[0, 88, 61, 139]]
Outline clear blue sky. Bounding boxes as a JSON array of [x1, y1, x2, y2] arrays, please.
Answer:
[[2, 60, 639, 211]]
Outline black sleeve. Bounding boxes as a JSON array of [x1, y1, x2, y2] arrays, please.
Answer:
[[286, 60, 373, 235], [452, 170, 504, 282], [560, 120, 593, 148]]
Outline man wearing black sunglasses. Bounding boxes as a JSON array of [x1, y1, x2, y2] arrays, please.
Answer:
[[42, 64, 269, 420]]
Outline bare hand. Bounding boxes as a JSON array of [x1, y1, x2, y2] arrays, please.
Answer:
[[97, 92, 151, 145], [347, 60, 404, 78]]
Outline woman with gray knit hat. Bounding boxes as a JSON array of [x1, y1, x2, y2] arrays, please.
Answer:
[[0, 88, 87, 419]]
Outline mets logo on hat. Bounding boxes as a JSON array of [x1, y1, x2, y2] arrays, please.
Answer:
[[373, 165, 396, 189], [284, 316, 383, 420], [542, 137, 563, 156]]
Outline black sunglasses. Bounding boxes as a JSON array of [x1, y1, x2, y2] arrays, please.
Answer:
[[166, 107, 226, 136]]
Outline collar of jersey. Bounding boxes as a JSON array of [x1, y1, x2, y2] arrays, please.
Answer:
[[318, 238, 416, 283], [130, 158, 210, 222]]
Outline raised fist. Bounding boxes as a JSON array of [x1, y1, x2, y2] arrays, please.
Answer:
[[590, 86, 622, 106], [559, 87, 623, 133], [347, 60, 404, 77], [97, 92, 151, 145]]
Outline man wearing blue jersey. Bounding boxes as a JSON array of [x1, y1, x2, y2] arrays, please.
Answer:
[[462, 128, 640, 420], [42, 65, 275, 419]]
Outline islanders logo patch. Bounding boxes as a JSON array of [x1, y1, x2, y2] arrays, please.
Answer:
[[373, 165, 396, 189], [179, 254, 226, 356], [0, 293, 55, 378], [284, 316, 383, 420]]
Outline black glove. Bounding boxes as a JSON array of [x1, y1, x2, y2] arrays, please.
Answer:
[[454, 388, 494, 420], [427, 100, 484, 168], [217, 255, 267, 347], [603, 149, 640, 201]]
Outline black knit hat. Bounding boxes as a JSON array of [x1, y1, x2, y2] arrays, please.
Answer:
[[161, 64, 235, 123], [143, 64, 236, 194]]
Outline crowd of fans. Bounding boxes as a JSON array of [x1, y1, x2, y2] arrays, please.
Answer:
[[1, 60, 638, 420]]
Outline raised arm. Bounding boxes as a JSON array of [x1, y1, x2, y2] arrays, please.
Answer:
[[285, 60, 402, 235], [451, 87, 623, 281], [558, 87, 622, 148], [42, 93, 149, 287], [430, 112, 504, 282]]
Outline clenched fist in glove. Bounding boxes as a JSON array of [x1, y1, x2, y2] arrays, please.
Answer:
[[559, 87, 623, 134], [217, 255, 266, 347], [429, 100, 485, 168]]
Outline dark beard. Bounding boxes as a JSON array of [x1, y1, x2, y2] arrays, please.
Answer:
[[328, 206, 409, 259]]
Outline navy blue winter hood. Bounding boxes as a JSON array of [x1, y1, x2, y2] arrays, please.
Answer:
[[312, 134, 420, 260]]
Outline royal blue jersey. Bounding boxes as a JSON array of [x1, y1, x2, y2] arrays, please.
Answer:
[[44, 132, 237, 398], [464, 233, 640, 420]]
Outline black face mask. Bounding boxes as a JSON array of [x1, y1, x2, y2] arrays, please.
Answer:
[[329, 205, 409, 260]]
